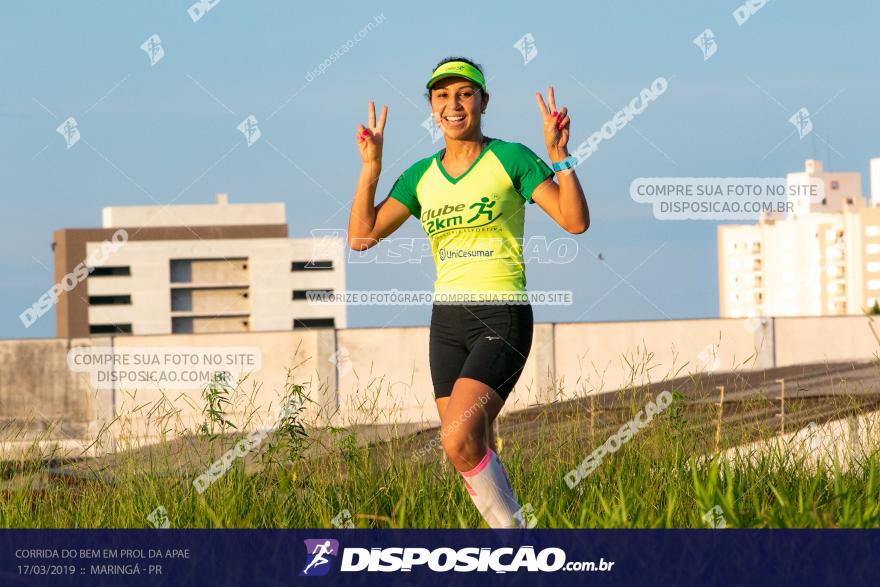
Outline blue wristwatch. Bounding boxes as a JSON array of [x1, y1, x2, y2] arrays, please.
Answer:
[[551, 155, 578, 172]]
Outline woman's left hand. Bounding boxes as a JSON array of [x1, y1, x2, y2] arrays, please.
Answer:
[[535, 86, 569, 158]]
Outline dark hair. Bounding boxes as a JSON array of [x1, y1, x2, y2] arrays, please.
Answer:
[[425, 56, 489, 105], [434, 56, 484, 74]]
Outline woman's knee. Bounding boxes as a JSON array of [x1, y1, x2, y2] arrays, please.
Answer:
[[441, 428, 484, 467]]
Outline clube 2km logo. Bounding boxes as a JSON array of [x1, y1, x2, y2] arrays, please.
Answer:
[[299, 539, 583, 575], [421, 195, 500, 234]]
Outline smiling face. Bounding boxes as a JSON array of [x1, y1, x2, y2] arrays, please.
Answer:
[[429, 77, 489, 140]]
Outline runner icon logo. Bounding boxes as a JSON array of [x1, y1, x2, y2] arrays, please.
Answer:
[[467, 197, 496, 223], [300, 539, 339, 577], [422, 196, 500, 234]]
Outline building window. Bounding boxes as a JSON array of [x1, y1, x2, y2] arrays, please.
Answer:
[[89, 266, 131, 277], [866, 226, 880, 237], [821, 198, 827, 206], [831, 180, 839, 190], [293, 318, 335, 329], [292, 260, 333, 271], [89, 323, 133, 334], [293, 289, 333, 300], [170, 258, 248, 284], [89, 295, 132, 305]]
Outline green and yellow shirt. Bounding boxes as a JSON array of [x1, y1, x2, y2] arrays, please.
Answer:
[[388, 138, 554, 301]]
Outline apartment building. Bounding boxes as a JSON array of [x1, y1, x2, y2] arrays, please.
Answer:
[[718, 159, 880, 318], [53, 194, 346, 337]]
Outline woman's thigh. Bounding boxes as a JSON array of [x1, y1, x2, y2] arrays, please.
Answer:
[[459, 304, 534, 401], [438, 378, 503, 442]]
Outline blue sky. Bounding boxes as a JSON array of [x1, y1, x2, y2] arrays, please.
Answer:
[[2, 1, 878, 338]]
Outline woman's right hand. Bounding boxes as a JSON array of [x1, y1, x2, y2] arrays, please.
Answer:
[[356, 101, 388, 164]]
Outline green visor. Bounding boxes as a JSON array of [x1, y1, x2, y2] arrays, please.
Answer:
[[426, 61, 486, 92]]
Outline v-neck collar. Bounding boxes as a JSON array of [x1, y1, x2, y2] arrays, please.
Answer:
[[435, 137, 496, 185]]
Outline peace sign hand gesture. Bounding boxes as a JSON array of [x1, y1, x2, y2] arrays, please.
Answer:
[[535, 86, 570, 159], [356, 101, 388, 164]]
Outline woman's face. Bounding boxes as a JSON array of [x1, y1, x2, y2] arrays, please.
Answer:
[[429, 77, 489, 140]]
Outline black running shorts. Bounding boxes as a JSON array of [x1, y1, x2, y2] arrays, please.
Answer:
[[429, 303, 534, 401]]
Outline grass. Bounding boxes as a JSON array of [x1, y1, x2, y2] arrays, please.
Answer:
[[2, 361, 880, 529]]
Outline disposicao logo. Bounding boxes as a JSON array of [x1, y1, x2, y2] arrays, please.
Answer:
[[300, 539, 339, 577]]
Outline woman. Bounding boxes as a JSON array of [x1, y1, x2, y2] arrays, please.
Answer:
[[348, 57, 589, 528]]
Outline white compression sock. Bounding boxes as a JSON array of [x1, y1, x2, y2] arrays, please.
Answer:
[[461, 477, 500, 527], [460, 449, 522, 529]]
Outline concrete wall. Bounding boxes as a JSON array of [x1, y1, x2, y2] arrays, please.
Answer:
[[553, 317, 772, 400], [0, 314, 876, 458], [774, 315, 879, 366], [332, 323, 555, 426], [0, 336, 108, 457], [108, 330, 330, 448]]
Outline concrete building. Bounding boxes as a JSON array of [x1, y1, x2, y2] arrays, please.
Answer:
[[719, 159, 880, 318], [53, 194, 346, 337]]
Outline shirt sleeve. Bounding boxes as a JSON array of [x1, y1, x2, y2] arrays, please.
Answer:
[[493, 141, 555, 203], [388, 158, 431, 217]]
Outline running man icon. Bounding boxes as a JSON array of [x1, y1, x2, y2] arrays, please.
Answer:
[[300, 539, 339, 577], [467, 196, 496, 222]]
